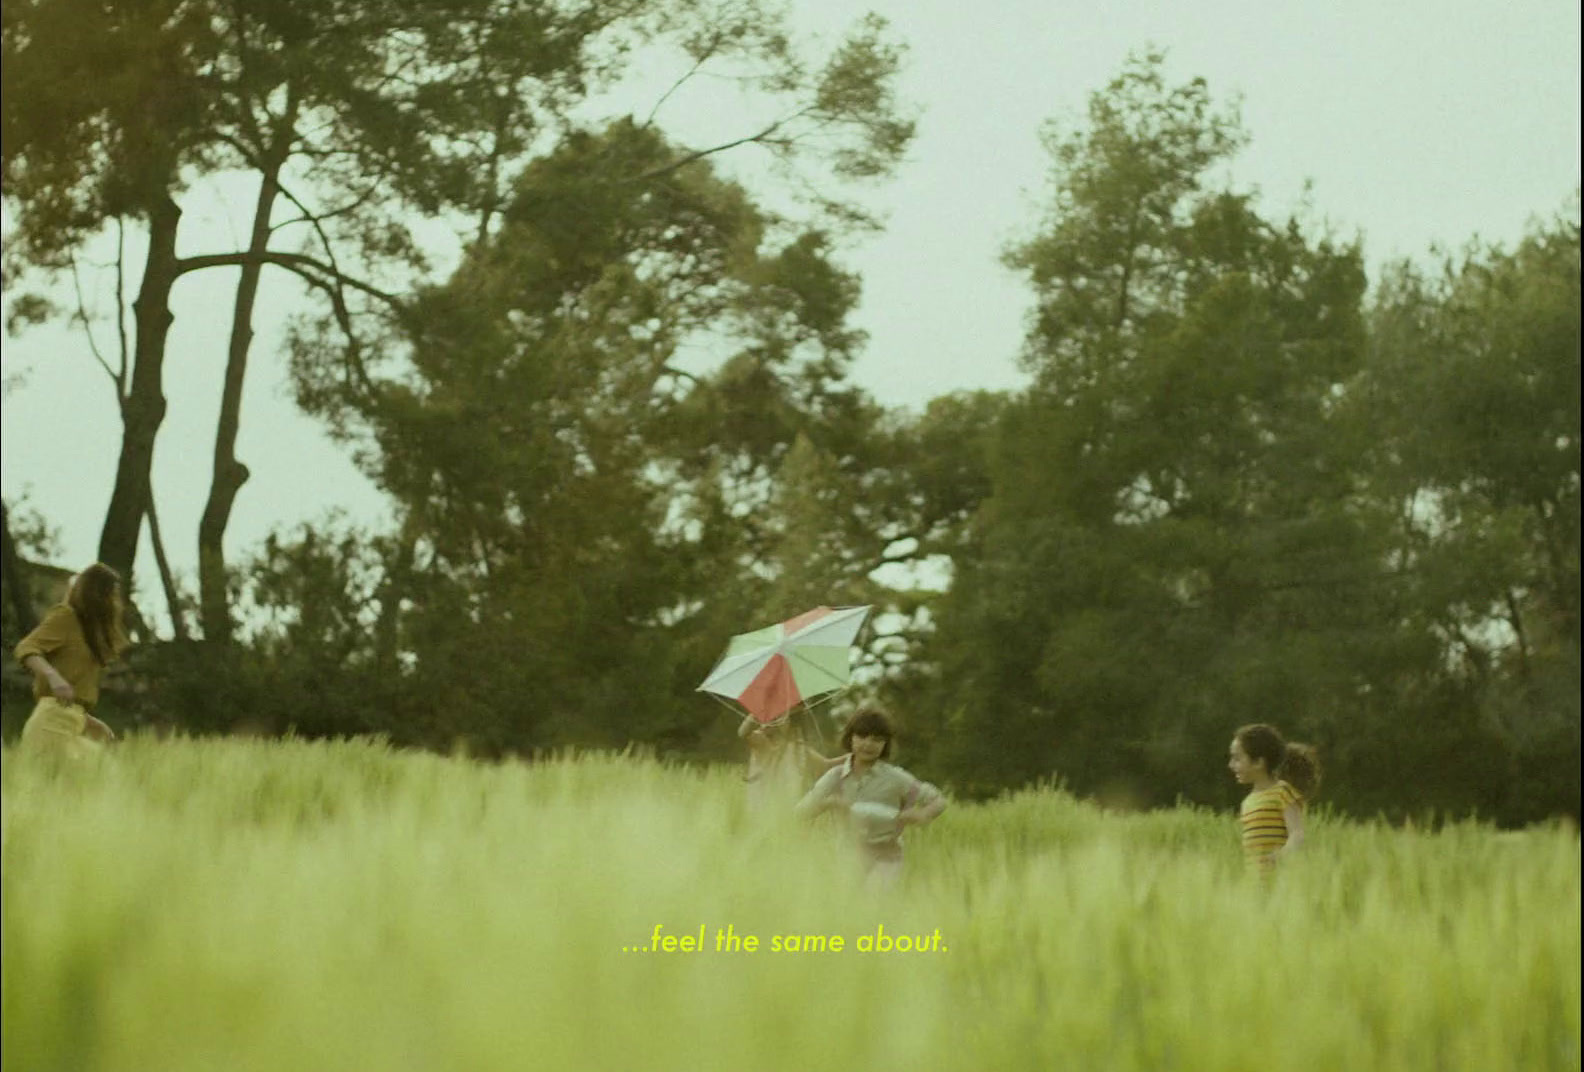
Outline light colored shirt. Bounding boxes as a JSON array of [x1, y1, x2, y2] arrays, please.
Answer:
[[746, 733, 817, 782], [744, 734, 824, 811], [14, 604, 106, 709], [795, 756, 946, 856]]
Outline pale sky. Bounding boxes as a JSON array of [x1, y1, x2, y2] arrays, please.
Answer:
[[2, 0, 1579, 619]]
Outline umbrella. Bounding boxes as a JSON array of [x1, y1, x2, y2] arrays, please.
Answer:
[[697, 605, 872, 724]]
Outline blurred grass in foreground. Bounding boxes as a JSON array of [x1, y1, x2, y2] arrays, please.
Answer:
[[3, 735, 1578, 1072]]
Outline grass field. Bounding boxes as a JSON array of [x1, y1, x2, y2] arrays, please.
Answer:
[[2, 735, 1578, 1072]]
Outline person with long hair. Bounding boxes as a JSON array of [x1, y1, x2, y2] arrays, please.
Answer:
[[14, 563, 128, 757], [1227, 723, 1321, 874], [739, 711, 842, 813]]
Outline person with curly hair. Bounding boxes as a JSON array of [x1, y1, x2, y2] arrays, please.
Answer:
[[1228, 723, 1321, 874], [15, 563, 127, 758]]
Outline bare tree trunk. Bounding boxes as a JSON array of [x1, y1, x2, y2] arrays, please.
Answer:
[[99, 193, 181, 585], [197, 110, 296, 643], [146, 491, 188, 641]]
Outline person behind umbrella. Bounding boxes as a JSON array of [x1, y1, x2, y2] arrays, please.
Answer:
[[1227, 723, 1320, 875], [15, 563, 126, 759], [795, 707, 947, 888], [740, 712, 842, 813]]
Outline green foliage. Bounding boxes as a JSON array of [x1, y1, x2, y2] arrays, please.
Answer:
[[1361, 218, 1580, 654], [6, 30, 1574, 830], [1346, 210, 1581, 822], [902, 54, 1578, 825], [4, 0, 933, 758], [810, 13, 916, 180], [1, 0, 218, 260], [271, 101, 937, 755], [913, 53, 1372, 804]]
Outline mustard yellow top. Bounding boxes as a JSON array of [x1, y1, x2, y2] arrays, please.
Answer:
[[1239, 780, 1301, 868], [14, 604, 106, 709]]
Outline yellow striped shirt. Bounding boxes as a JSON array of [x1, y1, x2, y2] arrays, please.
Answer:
[[1239, 781, 1300, 867]]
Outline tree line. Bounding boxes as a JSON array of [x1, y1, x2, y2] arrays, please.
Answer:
[[2, 8, 1577, 824]]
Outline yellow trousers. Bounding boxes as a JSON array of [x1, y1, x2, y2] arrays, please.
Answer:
[[19, 698, 103, 760]]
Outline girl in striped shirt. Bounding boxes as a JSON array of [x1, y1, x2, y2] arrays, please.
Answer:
[[1228, 724, 1321, 872]]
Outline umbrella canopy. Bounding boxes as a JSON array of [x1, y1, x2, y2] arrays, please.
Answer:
[[697, 605, 872, 724]]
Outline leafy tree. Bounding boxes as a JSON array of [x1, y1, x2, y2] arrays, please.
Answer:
[[1356, 207, 1581, 820], [5, 0, 612, 632], [4, 0, 223, 595], [915, 53, 1383, 805], [3, 0, 914, 644], [271, 68, 918, 752]]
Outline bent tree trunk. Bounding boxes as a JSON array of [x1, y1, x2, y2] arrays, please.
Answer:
[[146, 492, 189, 641], [99, 193, 182, 587], [198, 127, 291, 643]]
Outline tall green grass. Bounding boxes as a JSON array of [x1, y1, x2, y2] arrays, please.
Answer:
[[3, 736, 1578, 1071]]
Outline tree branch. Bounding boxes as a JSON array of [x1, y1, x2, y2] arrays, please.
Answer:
[[1504, 588, 1531, 681], [659, 364, 702, 387], [269, 177, 387, 239], [631, 110, 808, 184], [269, 177, 355, 291], [114, 218, 130, 403], [173, 250, 405, 310], [145, 486, 188, 641], [643, 36, 722, 129], [295, 262, 378, 397], [66, 250, 123, 403]]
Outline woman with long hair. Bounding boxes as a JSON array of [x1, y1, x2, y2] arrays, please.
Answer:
[[739, 709, 842, 813], [14, 563, 128, 757]]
